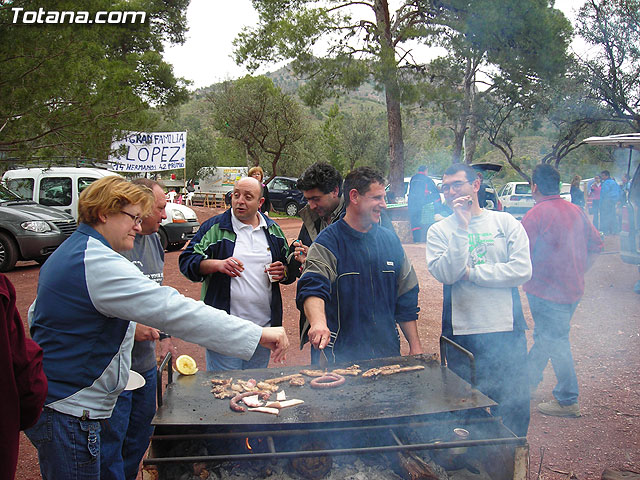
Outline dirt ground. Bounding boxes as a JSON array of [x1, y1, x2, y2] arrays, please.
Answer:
[[9, 206, 640, 479]]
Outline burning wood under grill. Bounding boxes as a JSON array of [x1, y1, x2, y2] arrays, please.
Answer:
[[147, 417, 527, 480], [289, 442, 332, 479], [396, 450, 444, 480]]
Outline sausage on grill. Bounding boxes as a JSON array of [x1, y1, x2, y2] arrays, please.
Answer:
[[229, 391, 271, 412], [310, 372, 345, 389]]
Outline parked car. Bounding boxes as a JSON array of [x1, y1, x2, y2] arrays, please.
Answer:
[[386, 176, 421, 205], [266, 176, 307, 216], [498, 181, 534, 217], [2, 166, 200, 251], [470, 163, 502, 211], [583, 133, 640, 267], [0, 183, 76, 271]]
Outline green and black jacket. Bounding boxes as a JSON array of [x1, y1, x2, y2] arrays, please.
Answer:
[[179, 209, 293, 327]]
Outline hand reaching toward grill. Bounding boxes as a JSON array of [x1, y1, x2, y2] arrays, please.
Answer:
[[303, 297, 331, 350], [134, 324, 160, 342], [308, 323, 331, 350], [259, 326, 289, 363], [157, 337, 178, 366]]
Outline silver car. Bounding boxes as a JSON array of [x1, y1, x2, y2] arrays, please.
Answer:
[[0, 184, 76, 271], [498, 182, 535, 217]]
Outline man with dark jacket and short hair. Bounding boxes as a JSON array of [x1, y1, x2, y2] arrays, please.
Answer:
[[289, 162, 397, 353], [296, 166, 422, 365]]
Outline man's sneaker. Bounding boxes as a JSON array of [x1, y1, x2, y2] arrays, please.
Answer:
[[537, 399, 581, 417]]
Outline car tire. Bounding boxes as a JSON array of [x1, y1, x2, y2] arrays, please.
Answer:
[[167, 242, 186, 252], [285, 202, 299, 216], [0, 232, 18, 272], [158, 228, 169, 251]]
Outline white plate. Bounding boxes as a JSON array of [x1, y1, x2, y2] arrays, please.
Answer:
[[124, 370, 146, 391]]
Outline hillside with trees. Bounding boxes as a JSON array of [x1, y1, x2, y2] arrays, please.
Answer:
[[152, 63, 625, 188]]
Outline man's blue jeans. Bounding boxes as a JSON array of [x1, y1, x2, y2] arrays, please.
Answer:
[[527, 293, 580, 405], [206, 344, 271, 371], [100, 366, 157, 480], [25, 408, 101, 479]]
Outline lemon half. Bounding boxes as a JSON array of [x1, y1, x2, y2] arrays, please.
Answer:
[[176, 355, 198, 375]]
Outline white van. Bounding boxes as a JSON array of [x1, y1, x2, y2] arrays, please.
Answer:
[[2, 167, 200, 251]]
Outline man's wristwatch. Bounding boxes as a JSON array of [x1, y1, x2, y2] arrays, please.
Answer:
[[158, 332, 171, 340]]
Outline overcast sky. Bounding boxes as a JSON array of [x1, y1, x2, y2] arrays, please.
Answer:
[[163, 0, 584, 90]]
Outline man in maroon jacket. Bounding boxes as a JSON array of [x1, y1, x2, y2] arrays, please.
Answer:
[[0, 273, 48, 479], [522, 164, 603, 418]]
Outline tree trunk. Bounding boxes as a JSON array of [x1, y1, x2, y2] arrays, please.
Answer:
[[464, 66, 478, 164], [452, 57, 477, 164], [385, 87, 405, 196], [452, 128, 465, 164], [464, 115, 478, 164], [375, 0, 405, 198]]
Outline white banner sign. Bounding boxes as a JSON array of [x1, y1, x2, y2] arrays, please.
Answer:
[[108, 131, 187, 172]]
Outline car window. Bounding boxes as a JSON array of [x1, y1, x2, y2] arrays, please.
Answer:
[[78, 177, 96, 194], [272, 178, 289, 190], [40, 177, 72, 206], [5, 178, 34, 199], [0, 184, 22, 201], [499, 185, 509, 196], [514, 184, 531, 195]]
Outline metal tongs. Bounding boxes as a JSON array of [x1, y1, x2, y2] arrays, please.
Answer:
[[318, 348, 328, 369]]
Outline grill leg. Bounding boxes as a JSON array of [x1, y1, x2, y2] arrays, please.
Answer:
[[513, 445, 529, 480], [156, 352, 173, 407]]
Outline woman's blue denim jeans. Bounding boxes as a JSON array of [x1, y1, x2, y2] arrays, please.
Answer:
[[25, 408, 101, 479], [100, 366, 157, 480]]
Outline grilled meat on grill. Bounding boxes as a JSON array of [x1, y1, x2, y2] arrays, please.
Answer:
[[264, 373, 304, 384]]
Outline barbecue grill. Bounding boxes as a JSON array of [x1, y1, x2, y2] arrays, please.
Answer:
[[145, 338, 529, 479]]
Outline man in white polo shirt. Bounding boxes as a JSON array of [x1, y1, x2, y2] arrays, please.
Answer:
[[179, 177, 292, 370]]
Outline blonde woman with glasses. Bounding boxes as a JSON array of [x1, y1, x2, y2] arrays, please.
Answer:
[[25, 176, 288, 479]]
